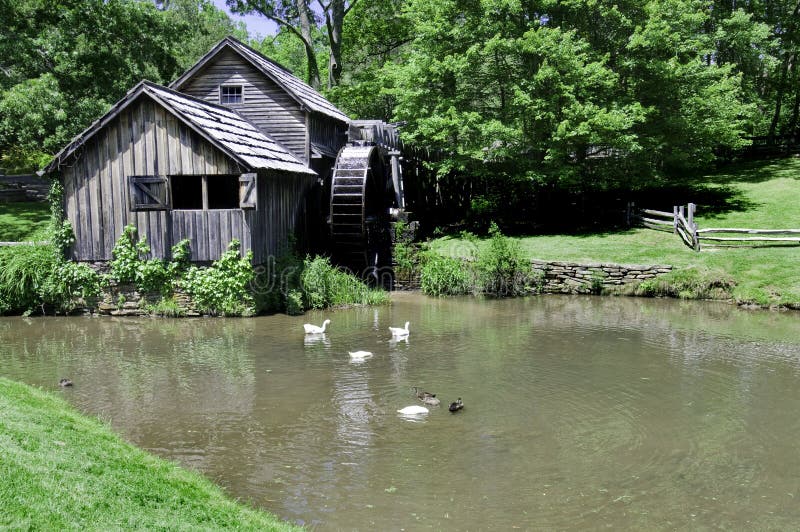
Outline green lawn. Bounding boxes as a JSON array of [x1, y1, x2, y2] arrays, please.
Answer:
[[431, 158, 800, 307], [0, 201, 50, 241], [0, 378, 299, 531]]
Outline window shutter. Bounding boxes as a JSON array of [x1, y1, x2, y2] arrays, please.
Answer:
[[129, 175, 169, 211], [239, 173, 257, 209]]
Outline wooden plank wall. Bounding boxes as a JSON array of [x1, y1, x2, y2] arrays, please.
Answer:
[[309, 112, 347, 156], [61, 97, 244, 261], [250, 170, 317, 264], [180, 49, 308, 162]]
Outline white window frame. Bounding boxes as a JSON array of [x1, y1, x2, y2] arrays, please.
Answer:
[[219, 84, 244, 105]]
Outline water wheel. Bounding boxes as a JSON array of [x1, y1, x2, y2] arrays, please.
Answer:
[[329, 144, 394, 273]]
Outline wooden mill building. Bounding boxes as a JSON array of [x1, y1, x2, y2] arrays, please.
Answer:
[[45, 37, 350, 263]]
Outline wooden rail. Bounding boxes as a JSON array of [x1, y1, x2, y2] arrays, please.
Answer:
[[0, 241, 49, 246], [634, 203, 699, 250], [636, 202, 800, 250]]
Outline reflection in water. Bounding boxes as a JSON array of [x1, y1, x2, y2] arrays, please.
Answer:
[[303, 333, 330, 347], [2, 295, 800, 529]]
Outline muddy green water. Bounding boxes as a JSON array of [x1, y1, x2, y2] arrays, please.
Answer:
[[2, 294, 800, 529]]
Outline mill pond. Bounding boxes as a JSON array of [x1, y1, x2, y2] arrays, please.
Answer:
[[2, 293, 800, 529]]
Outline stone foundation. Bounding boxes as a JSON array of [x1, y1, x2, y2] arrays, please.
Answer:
[[531, 260, 673, 294]]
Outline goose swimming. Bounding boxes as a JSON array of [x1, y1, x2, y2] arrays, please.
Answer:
[[304, 319, 330, 334], [389, 321, 410, 337]]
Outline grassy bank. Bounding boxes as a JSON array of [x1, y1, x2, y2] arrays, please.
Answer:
[[0, 378, 298, 530], [0, 201, 49, 241], [430, 158, 800, 307]]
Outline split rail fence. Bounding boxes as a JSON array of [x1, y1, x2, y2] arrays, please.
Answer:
[[634, 202, 800, 251]]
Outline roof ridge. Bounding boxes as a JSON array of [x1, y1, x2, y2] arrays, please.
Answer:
[[144, 81, 307, 164], [222, 36, 294, 75]]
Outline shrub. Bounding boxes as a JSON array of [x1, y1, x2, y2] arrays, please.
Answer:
[[110, 225, 150, 284], [147, 296, 186, 318], [635, 267, 735, 300], [419, 252, 472, 296], [301, 256, 332, 309], [475, 223, 532, 297], [251, 245, 303, 314], [0, 244, 57, 313], [301, 256, 389, 309], [180, 240, 255, 316], [0, 242, 103, 315], [285, 289, 304, 315]]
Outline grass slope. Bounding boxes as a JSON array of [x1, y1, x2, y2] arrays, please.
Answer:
[[431, 158, 800, 307], [0, 202, 49, 241], [0, 378, 298, 531]]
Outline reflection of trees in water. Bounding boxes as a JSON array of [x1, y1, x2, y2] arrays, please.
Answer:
[[0, 316, 262, 444]]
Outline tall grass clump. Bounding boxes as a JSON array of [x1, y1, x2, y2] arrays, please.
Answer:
[[0, 181, 102, 314], [476, 223, 536, 297], [634, 266, 735, 300], [301, 256, 389, 308], [419, 224, 540, 297], [419, 252, 473, 296]]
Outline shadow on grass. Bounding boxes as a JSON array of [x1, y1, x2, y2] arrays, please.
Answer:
[[706, 157, 800, 185], [430, 157, 800, 239]]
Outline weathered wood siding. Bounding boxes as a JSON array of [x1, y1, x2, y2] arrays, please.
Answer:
[[250, 170, 317, 263], [309, 111, 347, 157], [61, 97, 245, 261], [180, 49, 308, 162]]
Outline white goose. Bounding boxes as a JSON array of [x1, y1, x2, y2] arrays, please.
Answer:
[[348, 350, 373, 361], [389, 321, 410, 337], [397, 405, 429, 416], [304, 319, 330, 334]]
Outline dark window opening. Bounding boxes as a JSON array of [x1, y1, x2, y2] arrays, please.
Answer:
[[220, 85, 243, 105], [171, 175, 203, 209], [207, 175, 240, 209]]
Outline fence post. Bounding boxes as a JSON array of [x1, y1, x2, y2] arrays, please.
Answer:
[[688, 202, 700, 251], [673, 206, 678, 234], [626, 201, 635, 227]]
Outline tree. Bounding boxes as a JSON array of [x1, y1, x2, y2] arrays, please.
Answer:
[[0, 0, 241, 172], [328, 0, 410, 119], [227, 0, 359, 89]]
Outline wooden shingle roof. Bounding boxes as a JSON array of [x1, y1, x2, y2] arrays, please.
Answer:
[[170, 36, 350, 124], [46, 81, 314, 175]]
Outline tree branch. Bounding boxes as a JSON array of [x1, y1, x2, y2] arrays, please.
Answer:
[[343, 0, 359, 17]]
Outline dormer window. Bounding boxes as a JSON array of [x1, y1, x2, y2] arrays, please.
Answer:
[[220, 85, 243, 105]]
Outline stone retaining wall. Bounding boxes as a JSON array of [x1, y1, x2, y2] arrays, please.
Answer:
[[91, 282, 199, 317], [389, 247, 673, 295], [530, 259, 673, 294], [75, 263, 200, 316]]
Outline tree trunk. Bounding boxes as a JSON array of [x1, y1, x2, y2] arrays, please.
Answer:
[[326, 0, 346, 88], [297, 0, 321, 89], [768, 52, 792, 138]]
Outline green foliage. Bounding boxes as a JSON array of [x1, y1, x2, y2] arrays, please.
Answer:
[[110, 226, 150, 284], [476, 224, 534, 297], [300, 256, 390, 309], [0, 0, 243, 172], [635, 268, 735, 300], [0, 242, 102, 315], [420, 224, 542, 297], [0, 244, 57, 313], [181, 240, 256, 316], [146, 296, 186, 318], [419, 252, 472, 297], [251, 243, 303, 314], [48, 180, 74, 257], [285, 289, 304, 316]]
